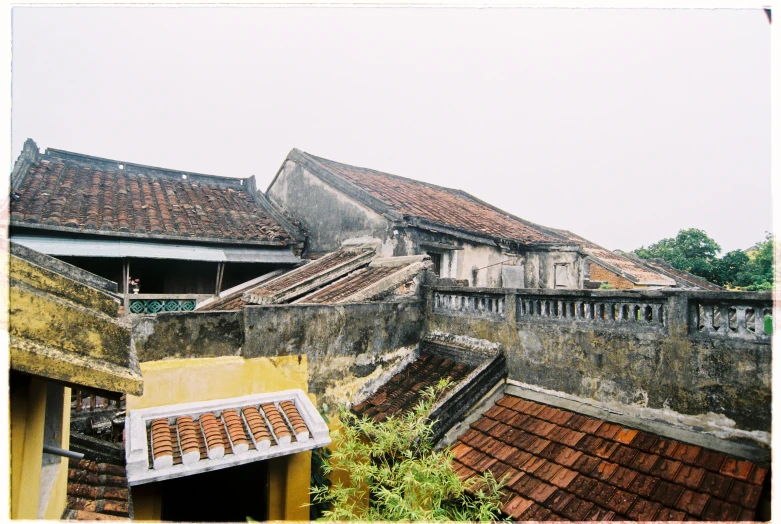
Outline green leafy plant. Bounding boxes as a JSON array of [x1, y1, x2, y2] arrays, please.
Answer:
[[310, 379, 506, 521], [599, 282, 613, 290], [310, 404, 333, 520]]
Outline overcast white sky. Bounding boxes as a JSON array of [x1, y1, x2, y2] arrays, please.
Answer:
[[10, 7, 771, 253]]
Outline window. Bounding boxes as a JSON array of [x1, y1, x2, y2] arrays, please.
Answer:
[[554, 264, 570, 288]]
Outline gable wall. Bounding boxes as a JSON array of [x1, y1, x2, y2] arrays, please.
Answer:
[[267, 160, 397, 255]]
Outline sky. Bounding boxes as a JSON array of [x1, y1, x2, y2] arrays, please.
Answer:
[[9, 6, 771, 254]]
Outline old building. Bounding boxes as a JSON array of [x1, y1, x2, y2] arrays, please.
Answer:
[[266, 149, 587, 289], [8, 242, 143, 520], [9, 140, 303, 314]]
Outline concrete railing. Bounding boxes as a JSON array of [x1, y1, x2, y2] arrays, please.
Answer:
[[433, 290, 506, 320], [690, 296, 773, 342], [430, 286, 772, 343]]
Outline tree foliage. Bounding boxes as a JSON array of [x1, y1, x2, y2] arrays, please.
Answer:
[[635, 229, 774, 290], [733, 232, 775, 290], [635, 228, 721, 280], [310, 380, 505, 521]]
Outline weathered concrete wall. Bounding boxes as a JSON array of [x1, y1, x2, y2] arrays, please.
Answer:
[[267, 160, 396, 255], [131, 300, 425, 408], [244, 301, 425, 406], [426, 286, 772, 444], [132, 311, 244, 361]]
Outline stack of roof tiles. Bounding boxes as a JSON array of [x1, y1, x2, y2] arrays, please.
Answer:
[[297, 266, 401, 304], [451, 394, 768, 521], [305, 152, 569, 245], [63, 459, 129, 521], [199, 249, 366, 310], [351, 353, 475, 422], [11, 156, 291, 244], [148, 401, 311, 470]]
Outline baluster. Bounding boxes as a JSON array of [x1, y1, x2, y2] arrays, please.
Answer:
[[755, 308, 768, 337], [718, 305, 731, 335], [735, 306, 748, 335], [701, 304, 715, 332], [656, 304, 664, 325], [498, 298, 504, 316]]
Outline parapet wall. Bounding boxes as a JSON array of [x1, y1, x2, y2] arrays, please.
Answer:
[[425, 286, 772, 440], [132, 300, 425, 407]]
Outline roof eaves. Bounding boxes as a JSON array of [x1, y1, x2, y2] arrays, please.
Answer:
[[284, 149, 404, 222], [10, 222, 291, 247]]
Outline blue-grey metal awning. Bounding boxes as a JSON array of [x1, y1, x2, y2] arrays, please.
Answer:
[[11, 235, 300, 264]]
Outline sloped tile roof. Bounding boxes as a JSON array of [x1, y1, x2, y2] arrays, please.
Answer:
[[351, 353, 476, 422], [11, 152, 292, 245], [65, 459, 130, 520], [126, 390, 330, 485], [198, 249, 373, 310], [555, 230, 675, 286], [297, 151, 569, 245], [452, 394, 767, 521], [640, 258, 725, 291], [297, 266, 402, 304]]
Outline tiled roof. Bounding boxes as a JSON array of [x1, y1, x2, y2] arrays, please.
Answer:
[[452, 394, 768, 521], [254, 250, 361, 296], [126, 390, 330, 485], [296, 151, 569, 245], [198, 248, 375, 310], [297, 266, 401, 304], [11, 151, 293, 245], [556, 230, 675, 286], [148, 401, 311, 469], [640, 258, 725, 291], [65, 458, 129, 520], [352, 353, 476, 422]]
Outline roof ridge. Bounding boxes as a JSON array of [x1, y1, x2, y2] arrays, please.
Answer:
[[298, 150, 570, 245], [299, 150, 470, 196], [43, 147, 251, 188]]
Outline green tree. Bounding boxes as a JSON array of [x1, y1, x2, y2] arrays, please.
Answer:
[[635, 228, 721, 280], [310, 380, 505, 521], [711, 250, 750, 287], [735, 233, 774, 291]]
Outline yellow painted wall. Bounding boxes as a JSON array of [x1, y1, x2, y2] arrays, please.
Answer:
[[41, 387, 72, 520], [128, 355, 314, 520], [10, 378, 46, 520], [127, 355, 308, 410]]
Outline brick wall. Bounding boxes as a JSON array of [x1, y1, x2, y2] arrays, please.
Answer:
[[589, 264, 635, 289]]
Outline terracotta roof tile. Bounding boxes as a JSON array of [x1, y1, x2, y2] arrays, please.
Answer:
[[603, 488, 637, 515], [725, 480, 762, 509], [625, 497, 661, 521], [674, 488, 711, 517], [12, 157, 292, 244], [503, 494, 535, 519], [583, 505, 616, 521], [544, 489, 576, 513], [447, 394, 767, 522], [694, 449, 726, 472], [352, 353, 475, 422], [519, 502, 553, 521], [607, 466, 638, 490], [699, 471, 733, 499], [306, 152, 568, 245], [701, 497, 742, 521], [627, 431, 659, 451], [67, 459, 130, 519]]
